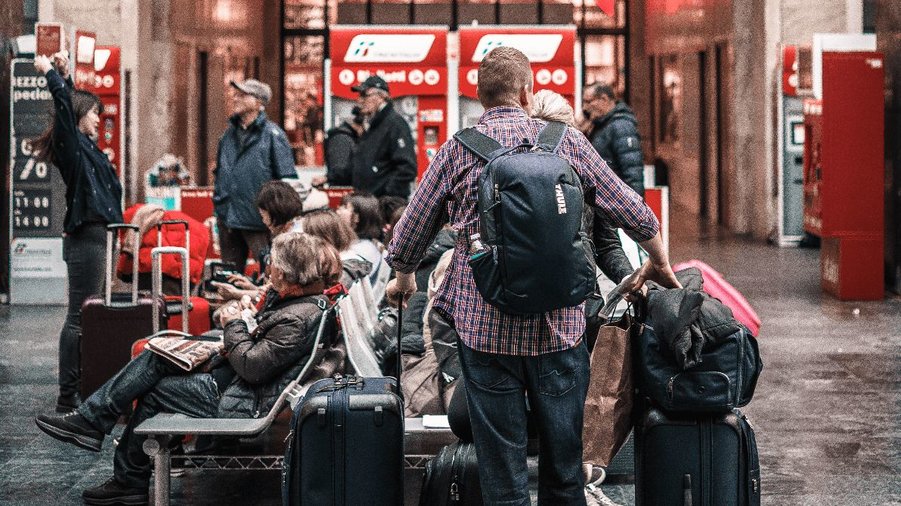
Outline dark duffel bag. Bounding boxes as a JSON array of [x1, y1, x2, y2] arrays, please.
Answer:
[[634, 406, 761, 506], [420, 442, 483, 506], [636, 324, 762, 413]]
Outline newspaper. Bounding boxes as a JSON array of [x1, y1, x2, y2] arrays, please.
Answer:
[[147, 335, 224, 372]]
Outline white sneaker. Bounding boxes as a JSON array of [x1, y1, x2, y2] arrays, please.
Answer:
[[584, 484, 622, 506]]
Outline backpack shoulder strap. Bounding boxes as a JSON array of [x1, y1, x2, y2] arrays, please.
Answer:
[[454, 127, 506, 162], [535, 121, 568, 153]]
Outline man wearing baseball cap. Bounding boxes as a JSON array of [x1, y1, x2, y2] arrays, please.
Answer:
[[213, 78, 297, 272], [316, 75, 417, 198]]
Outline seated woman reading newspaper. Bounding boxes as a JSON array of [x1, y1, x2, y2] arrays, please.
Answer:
[[34, 232, 341, 506]]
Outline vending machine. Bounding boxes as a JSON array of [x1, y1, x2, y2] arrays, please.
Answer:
[[803, 34, 884, 300], [457, 26, 577, 129], [777, 44, 808, 246], [326, 26, 450, 180]]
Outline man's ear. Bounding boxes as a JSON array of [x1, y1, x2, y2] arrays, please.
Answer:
[[519, 87, 532, 114]]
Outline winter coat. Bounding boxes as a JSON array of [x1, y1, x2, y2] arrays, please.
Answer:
[[217, 291, 327, 418], [324, 121, 358, 186], [45, 69, 123, 233], [645, 268, 741, 370], [588, 101, 645, 197], [348, 102, 417, 198], [117, 205, 209, 284], [213, 111, 297, 231], [415, 229, 458, 292]]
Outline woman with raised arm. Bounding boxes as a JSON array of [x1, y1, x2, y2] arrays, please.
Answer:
[[32, 51, 124, 413]]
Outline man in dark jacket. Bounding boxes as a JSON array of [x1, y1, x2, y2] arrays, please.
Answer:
[[33, 233, 334, 505], [322, 106, 364, 186], [326, 76, 417, 198], [582, 83, 645, 197], [214, 79, 297, 271]]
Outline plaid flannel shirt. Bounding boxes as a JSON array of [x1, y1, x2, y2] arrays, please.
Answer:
[[386, 107, 659, 356]]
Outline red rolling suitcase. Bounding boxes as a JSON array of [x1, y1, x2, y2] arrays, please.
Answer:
[[80, 224, 167, 399], [153, 220, 212, 336]]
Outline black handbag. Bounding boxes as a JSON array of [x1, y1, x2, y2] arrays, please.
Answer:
[[636, 322, 763, 413]]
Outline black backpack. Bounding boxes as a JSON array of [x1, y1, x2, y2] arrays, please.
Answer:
[[454, 121, 595, 315]]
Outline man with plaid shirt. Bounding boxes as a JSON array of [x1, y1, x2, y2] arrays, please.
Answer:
[[386, 47, 680, 505]]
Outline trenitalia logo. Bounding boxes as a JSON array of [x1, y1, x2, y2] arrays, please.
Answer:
[[345, 34, 436, 63], [471, 34, 564, 63]]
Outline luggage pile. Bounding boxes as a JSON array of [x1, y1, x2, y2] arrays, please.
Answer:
[[631, 260, 763, 506]]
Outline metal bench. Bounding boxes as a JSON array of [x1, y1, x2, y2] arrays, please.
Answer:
[[136, 282, 457, 505], [136, 304, 336, 505]]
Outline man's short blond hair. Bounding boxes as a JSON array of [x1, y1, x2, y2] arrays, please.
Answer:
[[477, 47, 533, 108]]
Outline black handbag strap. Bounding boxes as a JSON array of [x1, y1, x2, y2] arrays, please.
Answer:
[[535, 121, 567, 153]]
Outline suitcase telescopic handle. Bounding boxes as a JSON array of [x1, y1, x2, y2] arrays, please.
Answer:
[[155, 219, 190, 256], [151, 246, 190, 334], [105, 224, 140, 307], [396, 302, 404, 404]]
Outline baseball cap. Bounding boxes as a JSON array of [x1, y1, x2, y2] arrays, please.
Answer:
[[230, 79, 272, 105], [351, 75, 390, 95]]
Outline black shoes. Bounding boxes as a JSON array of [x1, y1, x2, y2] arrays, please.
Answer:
[[34, 411, 104, 452], [82, 477, 148, 506], [55, 391, 82, 413]]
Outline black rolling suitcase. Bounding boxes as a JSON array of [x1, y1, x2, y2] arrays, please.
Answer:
[[419, 442, 483, 506], [80, 224, 167, 399], [282, 300, 406, 506], [283, 375, 404, 505], [634, 406, 761, 506]]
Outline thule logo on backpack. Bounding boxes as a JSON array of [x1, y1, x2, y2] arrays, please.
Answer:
[[555, 184, 567, 214]]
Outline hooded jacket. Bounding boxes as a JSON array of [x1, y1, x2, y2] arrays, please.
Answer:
[[349, 101, 417, 198], [588, 101, 645, 197], [325, 121, 359, 186], [213, 111, 297, 231], [217, 291, 327, 418]]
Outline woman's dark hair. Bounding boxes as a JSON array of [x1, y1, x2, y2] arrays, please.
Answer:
[[256, 180, 304, 228], [32, 89, 103, 166], [301, 208, 357, 252], [378, 196, 407, 228], [342, 192, 384, 241]]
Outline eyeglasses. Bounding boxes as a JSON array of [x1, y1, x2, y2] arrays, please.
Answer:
[[360, 90, 382, 99]]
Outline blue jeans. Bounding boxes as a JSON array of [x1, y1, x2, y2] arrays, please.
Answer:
[[459, 340, 590, 506], [79, 352, 220, 487], [59, 223, 108, 396]]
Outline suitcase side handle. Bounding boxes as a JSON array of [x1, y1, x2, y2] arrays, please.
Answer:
[[151, 246, 190, 334], [105, 224, 140, 307]]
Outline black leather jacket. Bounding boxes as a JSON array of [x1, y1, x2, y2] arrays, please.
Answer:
[[217, 291, 326, 418], [46, 69, 123, 232]]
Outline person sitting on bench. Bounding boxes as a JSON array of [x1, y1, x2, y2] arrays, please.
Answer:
[[34, 232, 341, 506]]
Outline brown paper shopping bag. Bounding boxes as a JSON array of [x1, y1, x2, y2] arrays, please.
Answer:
[[582, 312, 637, 467]]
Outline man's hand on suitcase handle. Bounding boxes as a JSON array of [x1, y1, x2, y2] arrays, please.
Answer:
[[386, 273, 417, 308]]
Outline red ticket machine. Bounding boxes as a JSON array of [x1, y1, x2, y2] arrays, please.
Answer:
[[89, 46, 122, 180], [803, 50, 884, 300], [457, 26, 577, 128], [328, 26, 450, 180]]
